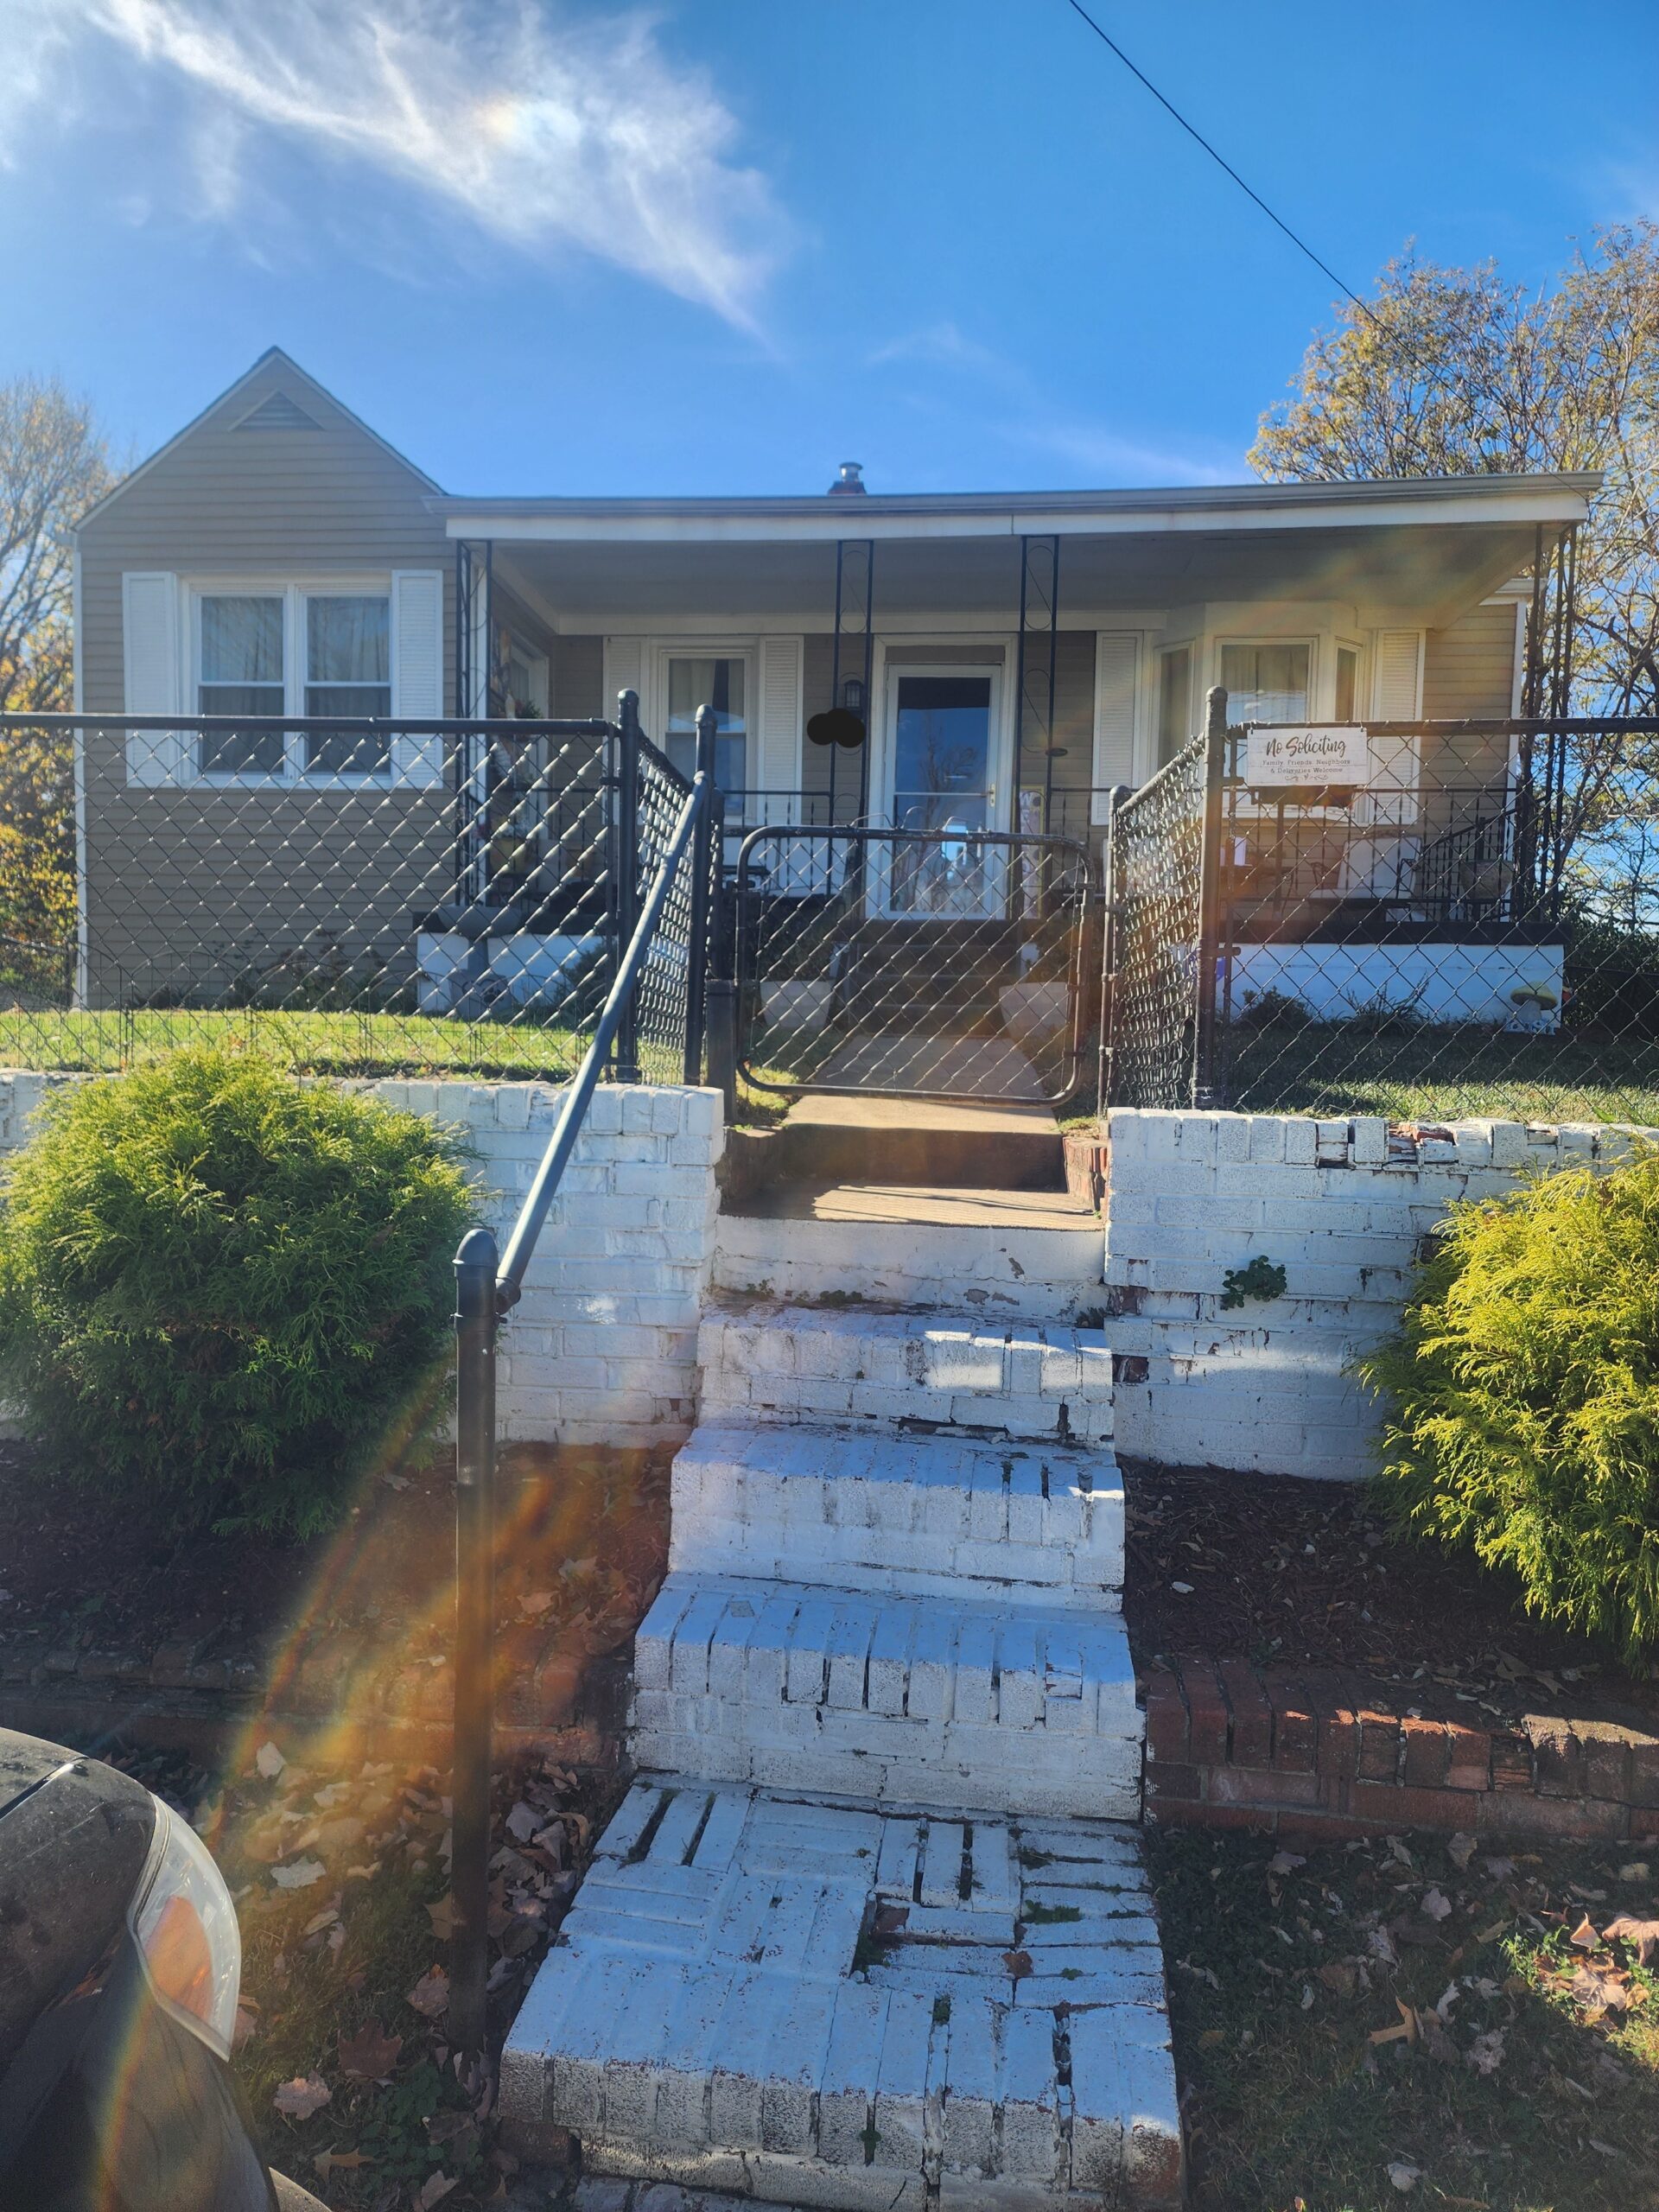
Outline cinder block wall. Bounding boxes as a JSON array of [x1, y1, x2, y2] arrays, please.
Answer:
[[1105, 1109, 1646, 1482], [0, 1073, 724, 1446]]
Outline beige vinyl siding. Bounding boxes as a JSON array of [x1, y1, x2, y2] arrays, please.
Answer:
[[77, 357, 457, 1003], [552, 635, 604, 718]]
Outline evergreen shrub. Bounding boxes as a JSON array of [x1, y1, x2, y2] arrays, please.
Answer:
[[1358, 1152, 1659, 1667], [0, 1050, 474, 1535]]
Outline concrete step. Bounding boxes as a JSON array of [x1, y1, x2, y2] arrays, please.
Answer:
[[670, 1422, 1123, 1611], [713, 1200, 1103, 1322], [754, 1096, 1066, 1194], [501, 1781, 1183, 2212], [699, 1306, 1113, 1442], [632, 1573, 1141, 1821]]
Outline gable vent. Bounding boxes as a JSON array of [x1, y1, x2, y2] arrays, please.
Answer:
[[235, 391, 322, 432]]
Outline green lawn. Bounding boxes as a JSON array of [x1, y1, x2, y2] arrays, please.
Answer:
[[0, 1008, 601, 1081], [1220, 1027, 1659, 1127]]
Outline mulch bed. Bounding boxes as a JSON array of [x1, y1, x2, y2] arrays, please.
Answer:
[[0, 1438, 673, 1748], [1120, 1459, 1657, 1729]]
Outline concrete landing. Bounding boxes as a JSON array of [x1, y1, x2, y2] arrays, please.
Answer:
[[502, 1783, 1183, 2210], [736, 1185, 1095, 1229], [764, 1092, 1067, 1193]]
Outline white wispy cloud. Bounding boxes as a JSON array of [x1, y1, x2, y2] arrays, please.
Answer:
[[869, 320, 1240, 486], [3, 0, 783, 327]]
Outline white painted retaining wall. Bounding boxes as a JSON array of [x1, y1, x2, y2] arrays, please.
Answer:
[[1104, 1108, 1646, 1482], [0, 1073, 724, 1447], [1230, 942, 1565, 1027]]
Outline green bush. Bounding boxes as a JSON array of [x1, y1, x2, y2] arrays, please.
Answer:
[[0, 1051, 474, 1535], [1357, 1154, 1659, 1667]]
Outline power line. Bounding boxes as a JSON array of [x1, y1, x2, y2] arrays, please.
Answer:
[[1060, 0, 1388, 338]]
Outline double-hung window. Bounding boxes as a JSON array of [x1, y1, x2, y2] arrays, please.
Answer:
[[304, 595, 391, 772], [663, 653, 748, 794], [198, 595, 285, 774], [194, 587, 392, 779]]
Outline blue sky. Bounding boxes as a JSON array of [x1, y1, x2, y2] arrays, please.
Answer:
[[3, 0, 1656, 498]]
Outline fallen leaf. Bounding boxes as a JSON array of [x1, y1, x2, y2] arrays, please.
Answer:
[[1570, 1913, 1602, 1951], [1318, 1961, 1357, 1998], [1198, 2028, 1226, 2049], [1170, 1581, 1195, 1595], [505, 1802, 540, 1844], [1474, 1919, 1510, 1945], [1466, 2028, 1506, 2075], [255, 1740, 286, 1780], [272, 1857, 327, 1891], [520, 1591, 554, 1617], [1447, 1833, 1476, 1871], [1001, 1949, 1034, 1981], [302, 1907, 340, 1938], [272, 2075, 331, 2121], [427, 1895, 456, 1941], [1421, 1889, 1452, 1923], [338, 2022, 404, 2082], [1268, 1851, 1306, 1877], [406, 1966, 450, 2018], [232, 2002, 258, 2052], [417, 2173, 458, 2209], [1386, 2160, 1421, 2192], [313, 2150, 372, 2180], [1603, 1914, 1659, 1967], [1618, 1861, 1650, 1883]]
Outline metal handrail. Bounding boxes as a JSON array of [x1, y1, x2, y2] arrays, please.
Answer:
[[447, 698, 718, 2068]]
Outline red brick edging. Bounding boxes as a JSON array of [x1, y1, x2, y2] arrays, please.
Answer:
[[1145, 1656, 1659, 1844]]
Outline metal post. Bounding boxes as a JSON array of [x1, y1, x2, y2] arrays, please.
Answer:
[[683, 703, 719, 1085], [450, 1225, 499, 2064], [1192, 687, 1227, 1109], [1016, 535, 1060, 834], [614, 688, 643, 1083]]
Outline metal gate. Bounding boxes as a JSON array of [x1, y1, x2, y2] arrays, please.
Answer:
[[734, 823, 1097, 1106], [1101, 696, 1224, 1109]]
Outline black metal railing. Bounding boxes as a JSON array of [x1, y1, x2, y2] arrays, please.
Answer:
[[448, 702, 719, 2058]]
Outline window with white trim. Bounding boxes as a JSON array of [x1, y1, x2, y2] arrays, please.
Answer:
[[663, 652, 749, 792], [305, 594, 391, 772], [193, 585, 393, 779], [1220, 640, 1311, 725]]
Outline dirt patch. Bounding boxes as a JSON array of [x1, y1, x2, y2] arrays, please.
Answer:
[[1121, 1459, 1657, 1728]]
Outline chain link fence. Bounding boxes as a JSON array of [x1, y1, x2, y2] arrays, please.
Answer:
[[1213, 716, 1659, 1125], [736, 825, 1096, 1104], [1102, 734, 1215, 1111], [0, 709, 709, 1084]]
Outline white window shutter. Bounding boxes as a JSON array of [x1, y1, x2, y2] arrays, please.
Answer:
[[603, 639, 645, 727], [754, 636, 802, 824], [122, 571, 185, 785], [1367, 629, 1423, 828], [391, 569, 444, 785], [1090, 632, 1138, 820]]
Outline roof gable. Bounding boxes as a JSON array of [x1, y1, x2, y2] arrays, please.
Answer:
[[76, 346, 442, 531]]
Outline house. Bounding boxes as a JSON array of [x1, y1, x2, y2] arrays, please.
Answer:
[[72, 347, 1593, 1033]]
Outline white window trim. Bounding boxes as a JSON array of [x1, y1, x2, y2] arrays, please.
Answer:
[[642, 638, 756, 757], [870, 648, 1014, 836], [1211, 634, 1319, 724], [186, 575, 397, 786]]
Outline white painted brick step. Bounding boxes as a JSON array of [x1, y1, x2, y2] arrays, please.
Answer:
[[701, 1305, 1113, 1442], [502, 1781, 1183, 2211], [670, 1421, 1123, 1611], [632, 1573, 1141, 1821], [714, 1214, 1103, 1322]]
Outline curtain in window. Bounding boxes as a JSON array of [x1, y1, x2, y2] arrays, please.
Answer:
[[307, 595, 391, 772], [665, 656, 747, 788], [200, 595, 284, 772], [1221, 642, 1310, 725]]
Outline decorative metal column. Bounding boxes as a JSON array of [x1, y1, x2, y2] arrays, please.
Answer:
[[830, 539, 875, 821], [1016, 535, 1060, 832]]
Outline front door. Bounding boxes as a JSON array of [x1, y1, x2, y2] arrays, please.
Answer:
[[872, 664, 1007, 918]]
